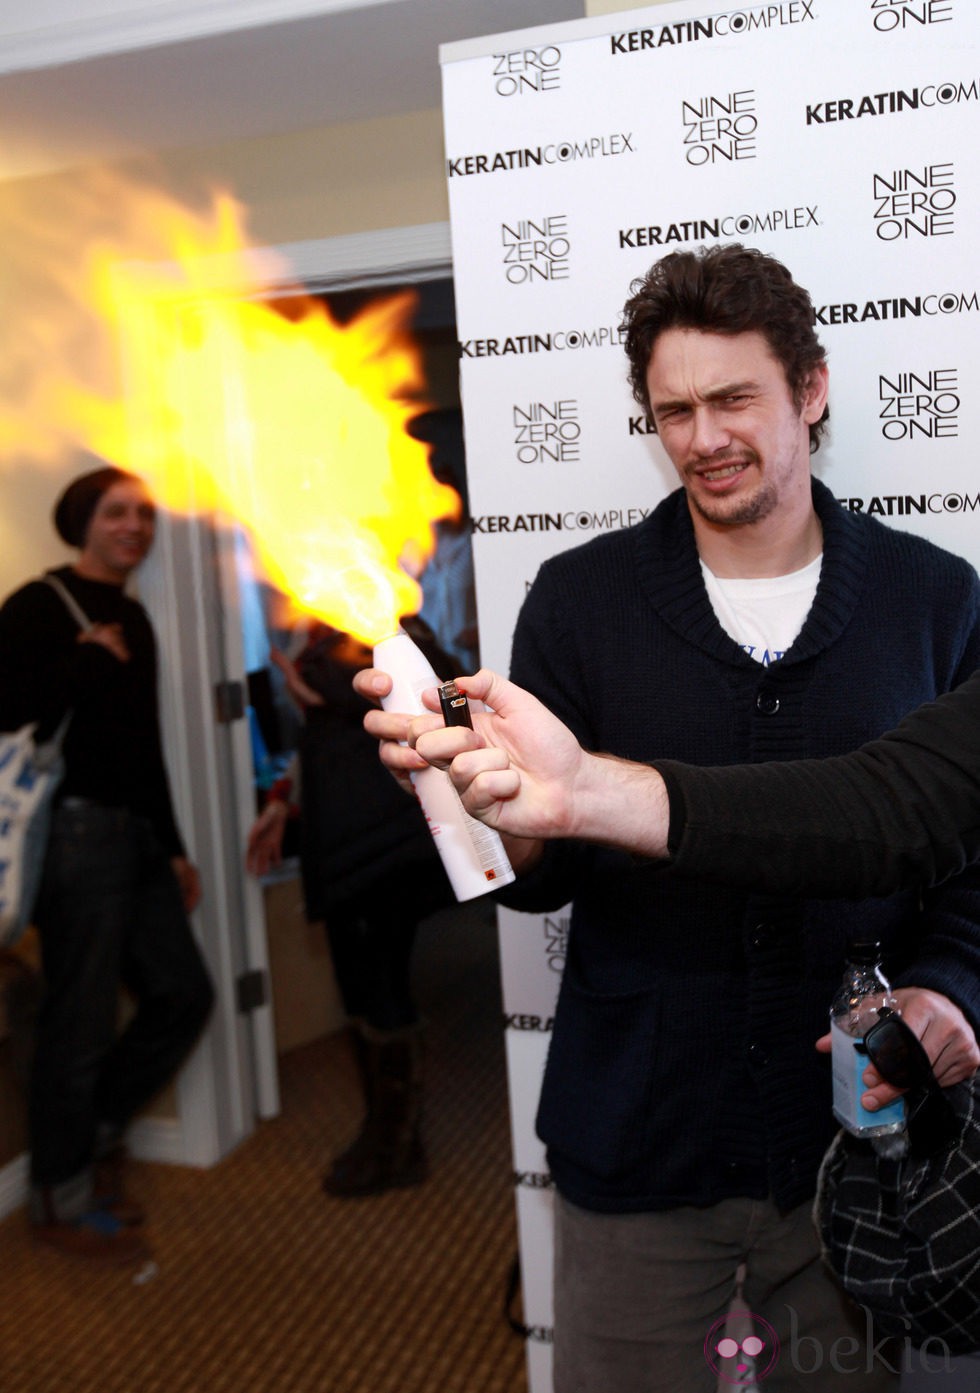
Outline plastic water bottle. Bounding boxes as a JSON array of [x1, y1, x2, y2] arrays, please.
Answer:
[[830, 939, 906, 1139]]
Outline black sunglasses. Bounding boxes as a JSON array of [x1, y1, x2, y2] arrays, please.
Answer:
[[857, 1007, 960, 1156]]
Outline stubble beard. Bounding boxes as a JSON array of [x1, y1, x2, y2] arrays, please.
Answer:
[[687, 473, 779, 530]]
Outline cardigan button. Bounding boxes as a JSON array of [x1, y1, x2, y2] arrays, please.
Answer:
[[747, 1042, 769, 1067], [750, 924, 772, 950], [756, 692, 780, 715]]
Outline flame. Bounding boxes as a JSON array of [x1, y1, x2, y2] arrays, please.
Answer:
[[0, 170, 459, 643]]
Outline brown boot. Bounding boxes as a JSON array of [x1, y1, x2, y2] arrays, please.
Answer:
[[322, 1023, 427, 1198]]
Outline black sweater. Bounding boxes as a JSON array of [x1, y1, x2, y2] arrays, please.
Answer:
[[660, 668, 980, 898], [0, 567, 184, 856], [292, 627, 449, 918], [500, 480, 980, 1213]]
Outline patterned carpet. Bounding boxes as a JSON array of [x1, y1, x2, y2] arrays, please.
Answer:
[[0, 903, 529, 1393]]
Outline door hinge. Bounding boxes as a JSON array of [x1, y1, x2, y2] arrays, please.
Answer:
[[236, 968, 268, 1014]]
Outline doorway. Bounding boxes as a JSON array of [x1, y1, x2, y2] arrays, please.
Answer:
[[138, 226, 468, 1167], [237, 272, 475, 1067]]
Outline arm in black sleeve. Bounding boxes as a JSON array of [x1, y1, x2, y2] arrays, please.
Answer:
[[656, 668, 980, 898], [0, 580, 112, 735]]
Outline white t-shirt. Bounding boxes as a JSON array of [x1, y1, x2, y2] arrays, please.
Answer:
[[701, 555, 822, 667]]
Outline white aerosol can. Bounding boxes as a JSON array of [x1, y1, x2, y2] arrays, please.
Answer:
[[373, 630, 516, 901]]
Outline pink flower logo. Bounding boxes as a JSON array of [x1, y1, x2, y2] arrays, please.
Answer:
[[704, 1312, 780, 1386]]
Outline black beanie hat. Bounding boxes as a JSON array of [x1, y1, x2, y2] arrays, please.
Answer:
[[53, 464, 138, 548]]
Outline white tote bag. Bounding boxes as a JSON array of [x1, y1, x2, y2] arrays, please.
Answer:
[[0, 574, 91, 947], [0, 720, 67, 948]]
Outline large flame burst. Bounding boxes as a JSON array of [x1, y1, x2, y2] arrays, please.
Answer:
[[0, 171, 459, 643]]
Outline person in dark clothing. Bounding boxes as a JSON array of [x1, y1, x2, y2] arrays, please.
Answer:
[[358, 245, 980, 1392], [406, 663, 980, 901], [656, 672, 980, 897], [0, 464, 214, 1265], [387, 665, 980, 1111], [247, 618, 453, 1196]]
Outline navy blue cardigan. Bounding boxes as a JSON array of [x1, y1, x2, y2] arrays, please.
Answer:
[[502, 479, 980, 1214], [660, 669, 980, 897]]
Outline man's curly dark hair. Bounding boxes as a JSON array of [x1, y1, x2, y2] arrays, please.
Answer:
[[622, 244, 829, 453]]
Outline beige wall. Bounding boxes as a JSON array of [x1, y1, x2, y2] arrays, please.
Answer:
[[586, 0, 668, 12], [149, 108, 451, 247], [0, 467, 74, 603]]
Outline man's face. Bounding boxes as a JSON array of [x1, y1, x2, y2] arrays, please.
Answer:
[[78, 480, 156, 582], [645, 328, 828, 530]]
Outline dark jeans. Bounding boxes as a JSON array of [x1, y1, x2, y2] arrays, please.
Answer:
[[29, 801, 214, 1187], [326, 865, 450, 1033]]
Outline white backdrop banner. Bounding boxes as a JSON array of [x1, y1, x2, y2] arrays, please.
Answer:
[[441, 2, 979, 1387]]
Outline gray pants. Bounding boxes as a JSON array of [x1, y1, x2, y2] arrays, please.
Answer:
[[553, 1193, 901, 1392]]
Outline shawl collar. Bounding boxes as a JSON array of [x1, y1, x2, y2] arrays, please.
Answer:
[[630, 476, 869, 668]]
